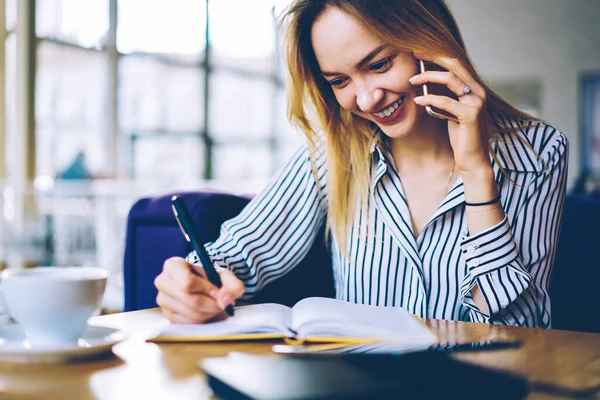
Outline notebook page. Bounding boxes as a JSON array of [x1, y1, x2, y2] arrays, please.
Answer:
[[151, 303, 293, 341], [291, 297, 437, 343]]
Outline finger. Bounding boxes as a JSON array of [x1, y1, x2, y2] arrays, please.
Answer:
[[189, 263, 208, 279], [414, 94, 478, 122], [162, 308, 227, 324], [155, 273, 222, 313], [409, 70, 477, 102], [215, 269, 245, 309], [413, 52, 485, 99], [163, 257, 216, 294], [157, 291, 222, 323], [163, 256, 207, 280], [154, 272, 216, 313], [162, 309, 198, 324], [159, 298, 205, 324], [219, 269, 246, 297]]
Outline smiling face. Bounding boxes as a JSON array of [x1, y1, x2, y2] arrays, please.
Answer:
[[311, 7, 427, 140]]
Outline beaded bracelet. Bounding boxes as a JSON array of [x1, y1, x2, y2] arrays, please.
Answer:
[[464, 194, 501, 207]]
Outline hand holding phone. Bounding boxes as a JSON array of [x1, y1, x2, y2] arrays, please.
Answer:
[[419, 59, 459, 123]]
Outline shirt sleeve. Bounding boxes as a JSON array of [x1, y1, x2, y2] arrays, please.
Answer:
[[187, 145, 328, 300], [459, 132, 568, 327]]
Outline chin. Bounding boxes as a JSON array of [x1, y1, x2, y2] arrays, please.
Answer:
[[374, 112, 422, 141], [377, 121, 413, 140], [361, 102, 425, 141]]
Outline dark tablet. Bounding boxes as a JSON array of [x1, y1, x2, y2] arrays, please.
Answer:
[[201, 351, 529, 400]]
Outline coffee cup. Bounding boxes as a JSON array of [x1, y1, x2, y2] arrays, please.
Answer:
[[0, 266, 108, 347]]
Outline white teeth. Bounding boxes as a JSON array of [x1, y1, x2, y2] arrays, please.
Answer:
[[373, 96, 404, 118]]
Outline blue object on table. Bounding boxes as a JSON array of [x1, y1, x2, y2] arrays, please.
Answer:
[[122, 191, 334, 312], [56, 152, 92, 180]]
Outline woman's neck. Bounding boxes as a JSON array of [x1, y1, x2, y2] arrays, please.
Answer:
[[389, 115, 453, 170]]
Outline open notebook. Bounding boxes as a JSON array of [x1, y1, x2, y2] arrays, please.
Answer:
[[148, 297, 438, 345]]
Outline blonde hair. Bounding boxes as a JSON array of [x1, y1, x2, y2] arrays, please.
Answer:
[[280, 0, 537, 253]]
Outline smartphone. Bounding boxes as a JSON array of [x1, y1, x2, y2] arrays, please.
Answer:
[[419, 59, 459, 123], [271, 340, 522, 356]]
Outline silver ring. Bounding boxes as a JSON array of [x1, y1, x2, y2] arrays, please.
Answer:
[[459, 84, 471, 97]]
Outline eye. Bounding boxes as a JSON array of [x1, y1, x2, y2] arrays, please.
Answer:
[[370, 55, 396, 72], [327, 77, 349, 89]]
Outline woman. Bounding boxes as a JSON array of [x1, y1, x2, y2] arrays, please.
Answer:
[[154, 0, 567, 327]]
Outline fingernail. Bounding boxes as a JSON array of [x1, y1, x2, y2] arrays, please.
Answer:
[[209, 289, 219, 299], [414, 96, 423, 102], [219, 295, 232, 310], [408, 75, 418, 83]]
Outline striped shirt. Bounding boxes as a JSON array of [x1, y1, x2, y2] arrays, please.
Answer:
[[190, 120, 568, 328]]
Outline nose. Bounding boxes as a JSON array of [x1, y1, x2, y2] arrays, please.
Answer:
[[356, 85, 384, 113]]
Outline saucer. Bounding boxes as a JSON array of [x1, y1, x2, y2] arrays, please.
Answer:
[[0, 323, 126, 364]]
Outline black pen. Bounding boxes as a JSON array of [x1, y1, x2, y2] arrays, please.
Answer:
[[171, 195, 235, 317], [430, 340, 522, 352]]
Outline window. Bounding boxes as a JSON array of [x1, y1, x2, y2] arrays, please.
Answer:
[[5, 0, 16, 32], [117, 0, 205, 58], [36, 0, 109, 49], [120, 57, 205, 134], [116, 0, 293, 182], [209, 0, 276, 74], [131, 135, 204, 182], [35, 0, 110, 177], [2, 1, 297, 310], [3, 0, 297, 183], [36, 42, 108, 176], [4, 33, 16, 179]]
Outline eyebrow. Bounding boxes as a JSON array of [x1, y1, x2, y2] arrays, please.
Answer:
[[321, 45, 389, 77]]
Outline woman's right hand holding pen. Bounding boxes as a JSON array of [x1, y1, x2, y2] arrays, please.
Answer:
[[154, 257, 245, 324]]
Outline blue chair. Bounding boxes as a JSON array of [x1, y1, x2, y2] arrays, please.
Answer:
[[122, 191, 334, 311], [123, 191, 600, 333]]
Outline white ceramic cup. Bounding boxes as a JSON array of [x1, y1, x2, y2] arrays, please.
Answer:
[[0, 267, 108, 347]]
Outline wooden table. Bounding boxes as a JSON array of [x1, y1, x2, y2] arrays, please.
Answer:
[[0, 308, 599, 399]]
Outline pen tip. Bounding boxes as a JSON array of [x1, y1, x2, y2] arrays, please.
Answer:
[[225, 305, 235, 317], [171, 195, 179, 201]]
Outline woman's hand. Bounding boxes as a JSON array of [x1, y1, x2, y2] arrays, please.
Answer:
[[410, 54, 503, 317], [154, 256, 245, 324], [409, 52, 492, 174]]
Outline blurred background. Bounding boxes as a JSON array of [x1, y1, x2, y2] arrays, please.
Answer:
[[0, 0, 599, 311]]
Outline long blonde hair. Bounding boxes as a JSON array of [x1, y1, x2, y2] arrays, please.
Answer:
[[280, 0, 537, 252]]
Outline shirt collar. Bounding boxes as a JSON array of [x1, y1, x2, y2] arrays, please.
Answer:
[[370, 121, 544, 174], [490, 125, 545, 173], [371, 142, 391, 184]]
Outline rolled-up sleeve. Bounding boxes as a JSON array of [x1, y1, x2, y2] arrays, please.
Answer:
[[188, 145, 328, 299], [460, 132, 568, 327], [459, 217, 533, 322]]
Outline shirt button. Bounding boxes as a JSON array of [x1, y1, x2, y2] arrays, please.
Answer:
[[470, 259, 480, 267], [467, 246, 476, 254]]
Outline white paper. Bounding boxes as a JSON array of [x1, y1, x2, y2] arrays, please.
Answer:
[[157, 303, 292, 338], [291, 297, 437, 343]]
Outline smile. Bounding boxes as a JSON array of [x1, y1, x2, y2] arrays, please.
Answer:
[[372, 96, 405, 118], [369, 96, 406, 124]]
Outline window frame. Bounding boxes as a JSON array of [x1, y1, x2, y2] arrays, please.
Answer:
[[9, 0, 287, 181]]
